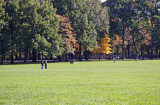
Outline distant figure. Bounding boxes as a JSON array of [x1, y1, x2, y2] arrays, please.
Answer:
[[41, 60, 44, 69], [70, 59, 75, 64], [117, 56, 120, 60], [45, 60, 48, 69]]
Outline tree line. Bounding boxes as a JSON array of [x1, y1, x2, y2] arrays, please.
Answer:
[[0, 0, 110, 64], [0, 0, 160, 64], [103, 0, 160, 59]]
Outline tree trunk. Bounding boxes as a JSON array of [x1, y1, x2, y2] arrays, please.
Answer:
[[150, 45, 154, 59], [11, 41, 14, 64], [133, 38, 138, 58], [29, 53, 32, 60], [11, 50, 14, 64], [1, 56, 3, 65], [155, 47, 158, 58], [141, 46, 144, 57], [116, 46, 119, 55], [99, 54, 101, 61], [65, 54, 68, 62], [59, 56, 62, 62], [79, 43, 82, 61], [122, 36, 125, 59], [38, 52, 41, 60], [24, 49, 27, 63], [19, 50, 22, 60], [32, 48, 37, 63], [122, 19, 126, 59], [70, 54, 74, 59], [15, 51, 18, 60], [10, 20, 14, 64], [85, 50, 88, 61], [147, 48, 150, 57], [42, 53, 44, 60], [127, 43, 130, 58], [50, 54, 53, 60], [135, 46, 138, 58]]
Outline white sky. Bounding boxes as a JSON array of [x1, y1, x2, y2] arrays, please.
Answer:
[[100, 0, 106, 2]]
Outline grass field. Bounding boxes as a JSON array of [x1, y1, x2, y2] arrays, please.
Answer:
[[0, 60, 160, 105]]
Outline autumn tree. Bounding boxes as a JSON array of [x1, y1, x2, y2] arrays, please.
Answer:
[[56, 15, 77, 61], [52, 0, 99, 61], [140, 1, 160, 59], [92, 34, 112, 60], [103, 0, 136, 59], [128, 0, 160, 59], [112, 35, 122, 55]]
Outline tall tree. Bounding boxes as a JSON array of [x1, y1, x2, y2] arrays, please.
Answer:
[[52, 0, 98, 61], [3, 0, 20, 64], [56, 15, 77, 61], [103, 0, 136, 59], [139, 0, 160, 59], [86, 0, 110, 38], [37, 0, 61, 60], [19, 0, 60, 62], [0, 0, 6, 64]]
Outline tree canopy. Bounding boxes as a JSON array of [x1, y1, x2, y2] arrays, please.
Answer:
[[1, 0, 160, 64]]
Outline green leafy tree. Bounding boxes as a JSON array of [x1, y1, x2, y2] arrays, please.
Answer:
[[36, 0, 61, 60], [19, 0, 60, 62], [52, 0, 98, 61], [103, 0, 136, 59], [0, 0, 4, 25], [86, 0, 110, 38], [0, 0, 7, 64], [2, 0, 20, 64]]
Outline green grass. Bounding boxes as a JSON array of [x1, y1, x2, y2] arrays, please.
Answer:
[[0, 60, 160, 105]]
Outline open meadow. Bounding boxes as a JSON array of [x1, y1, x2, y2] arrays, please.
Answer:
[[0, 60, 160, 105]]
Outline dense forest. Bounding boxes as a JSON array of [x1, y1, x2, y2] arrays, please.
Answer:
[[0, 0, 160, 64]]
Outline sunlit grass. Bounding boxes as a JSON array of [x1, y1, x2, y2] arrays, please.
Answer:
[[0, 60, 160, 104]]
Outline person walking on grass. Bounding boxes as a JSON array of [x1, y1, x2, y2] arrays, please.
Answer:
[[45, 60, 48, 69], [41, 60, 44, 69]]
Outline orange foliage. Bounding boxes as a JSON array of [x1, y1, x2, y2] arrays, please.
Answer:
[[92, 34, 112, 54], [139, 28, 151, 46], [113, 35, 122, 45], [56, 15, 77, 53]]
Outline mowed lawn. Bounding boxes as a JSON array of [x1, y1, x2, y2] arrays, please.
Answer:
[[0, 60, 160, 105]]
